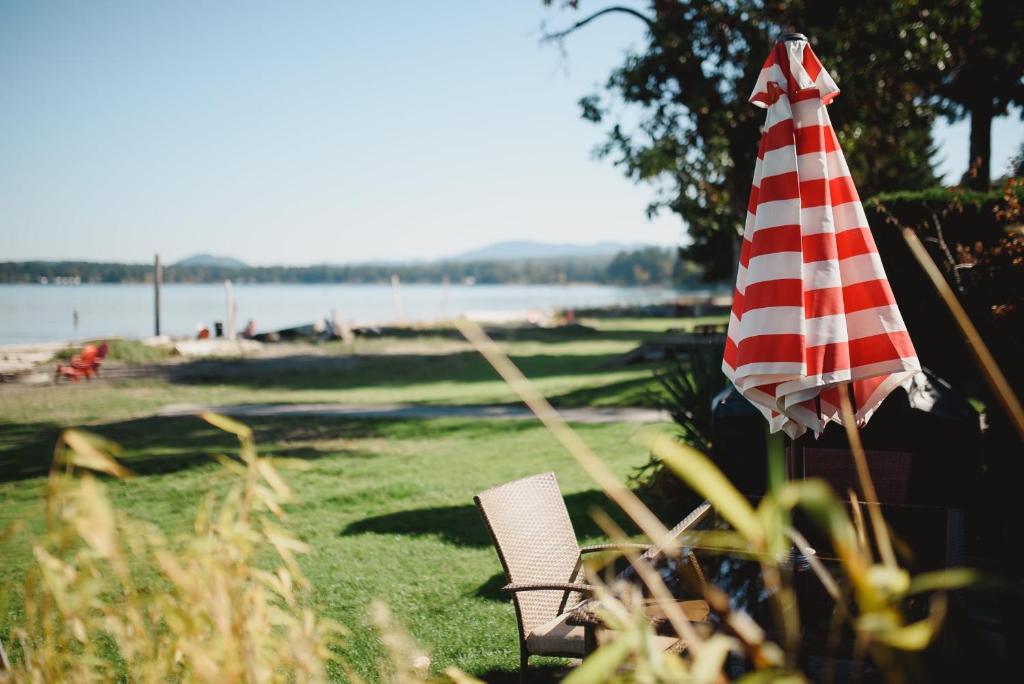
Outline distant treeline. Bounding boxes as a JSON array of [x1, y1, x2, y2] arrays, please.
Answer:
[[1, 247, 703, 287]]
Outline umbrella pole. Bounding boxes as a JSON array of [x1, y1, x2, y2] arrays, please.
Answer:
[[790, 433, 805, 480]]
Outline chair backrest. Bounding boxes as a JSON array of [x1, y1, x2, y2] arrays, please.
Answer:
[[802, 448, 913, 505], [474, 472, 583, 638], [641, 500, 711, 561]]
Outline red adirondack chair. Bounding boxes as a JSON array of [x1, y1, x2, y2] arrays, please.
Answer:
[[55, 342, 109, 382]]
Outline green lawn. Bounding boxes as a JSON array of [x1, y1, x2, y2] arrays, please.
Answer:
[[0, 415, 653, 681], [0, 316, 720, 679], [1, 317, 723, 426]]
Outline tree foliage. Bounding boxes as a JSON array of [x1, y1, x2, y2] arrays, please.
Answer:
[[607, 245, 678, 284], [545, 1, 956, 279], [935, 0, 1024, 188]]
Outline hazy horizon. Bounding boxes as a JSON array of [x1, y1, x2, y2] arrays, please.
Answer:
[[2, 2, 1021, 266], [4, 238, 667, 268]]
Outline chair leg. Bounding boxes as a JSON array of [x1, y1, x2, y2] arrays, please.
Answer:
[[519, 644, 529, 684]]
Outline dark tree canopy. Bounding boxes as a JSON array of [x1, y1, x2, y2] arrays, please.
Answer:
[[545, 1, 956, 279], [935, 0, 1024, 188]]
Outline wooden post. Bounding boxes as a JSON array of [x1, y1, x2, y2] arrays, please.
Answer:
[[441, 274, 450, 320], [154, 254, 162, 336], [391, 274, 403, 323], [332, 308, 354, 343], [224, 279, 236, 341]]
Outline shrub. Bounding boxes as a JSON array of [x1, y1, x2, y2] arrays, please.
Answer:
[[865, 183, 1024, 391], [633, 344, 725, 518]]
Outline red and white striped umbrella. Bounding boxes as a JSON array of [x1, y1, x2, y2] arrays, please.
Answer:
[[722, 36, 921, 438]]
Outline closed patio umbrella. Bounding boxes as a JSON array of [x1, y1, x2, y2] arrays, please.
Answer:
[[723, 34, 921, 438]]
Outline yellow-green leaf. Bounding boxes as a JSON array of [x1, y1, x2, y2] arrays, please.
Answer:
[[866, 564, 911, 600], [563, 633, 634, 684], [200, 412, 253, 439], [644, 432, 763, 544], [692, 634, 738, 683], [871, 616, 938, 651], [907, 568, 980, 596], [61, 429, 132, 479], [736, 669, 809, 684]]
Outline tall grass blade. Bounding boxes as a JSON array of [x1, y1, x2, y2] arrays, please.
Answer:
[[200, 412, 254, 440], [786, 526, 840, 602], [691, 634, 739, 683], [838, 385, 896, 569], [591, 508, 706, 655], [562, 634, 633, 684], [848, 491, 870, 558], [454, 318, 676, 550], [906, 568, 981, 596], [641, 432, 763, 546], [57, 429, 132, 479]]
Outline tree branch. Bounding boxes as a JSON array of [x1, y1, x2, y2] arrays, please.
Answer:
[[543, 5, 656, 43]]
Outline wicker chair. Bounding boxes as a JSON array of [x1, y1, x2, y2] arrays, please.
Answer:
[[475, 472, 697, 681]]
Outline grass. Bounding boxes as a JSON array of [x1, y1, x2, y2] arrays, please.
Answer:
[[0, 414, 654, 681], [0, 315, 724, 679], [53, 338, 176, 363], [3, 317, 722, 425], [579, 315, 726, 333]]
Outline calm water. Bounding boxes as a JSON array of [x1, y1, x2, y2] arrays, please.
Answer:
[[0, 283, 679, 346]]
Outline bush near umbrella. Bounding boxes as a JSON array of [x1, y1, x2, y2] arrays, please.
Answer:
[[865, 183, 1024, 394]]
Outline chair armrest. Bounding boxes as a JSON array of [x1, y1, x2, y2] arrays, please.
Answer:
[[501, 582, 595, 594], [580, 543, 651, 554]]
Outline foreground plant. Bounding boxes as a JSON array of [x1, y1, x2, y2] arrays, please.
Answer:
[[4, 416, 342, 683], [457, 318, 982, 683]]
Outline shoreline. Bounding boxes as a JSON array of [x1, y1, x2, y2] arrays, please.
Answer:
[[2, 282, 714, 348], [0, 294, 732, 357]]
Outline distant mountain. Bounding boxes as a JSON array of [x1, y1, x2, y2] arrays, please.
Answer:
[[448, 241, 647, 262], [174, 254, 248, 269]]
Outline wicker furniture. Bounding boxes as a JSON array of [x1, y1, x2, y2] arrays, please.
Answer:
[[800, 447, 913, 504], [564, 502, 712, 641], [797, 447, 966, 567], [474, 473, 704, 681], [566, 598, 711, 640]]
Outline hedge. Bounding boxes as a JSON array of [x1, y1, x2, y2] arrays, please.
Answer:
[[862, 183, 1023, 394]]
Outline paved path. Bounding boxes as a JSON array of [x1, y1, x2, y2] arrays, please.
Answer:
[[158, 402, 669, 424]]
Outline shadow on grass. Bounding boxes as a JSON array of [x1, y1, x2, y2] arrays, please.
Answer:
[[546, 375, 658, 408], [471, 663, 571, 683], [164, 350, 641, 393], [347, 324, 666, 344], [473, 572, 509, 601], [0, 414, 551, 484], [341, 488, 639, 549], [0, 415, 389, 483]]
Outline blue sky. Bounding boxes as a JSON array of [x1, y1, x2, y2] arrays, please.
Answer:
[[1, 2, 1021, 266]]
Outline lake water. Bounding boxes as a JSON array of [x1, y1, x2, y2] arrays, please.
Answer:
[[0, 283, 681, 346]]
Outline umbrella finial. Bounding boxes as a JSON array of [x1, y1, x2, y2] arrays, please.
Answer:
[[779, 32, 808, 42]]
